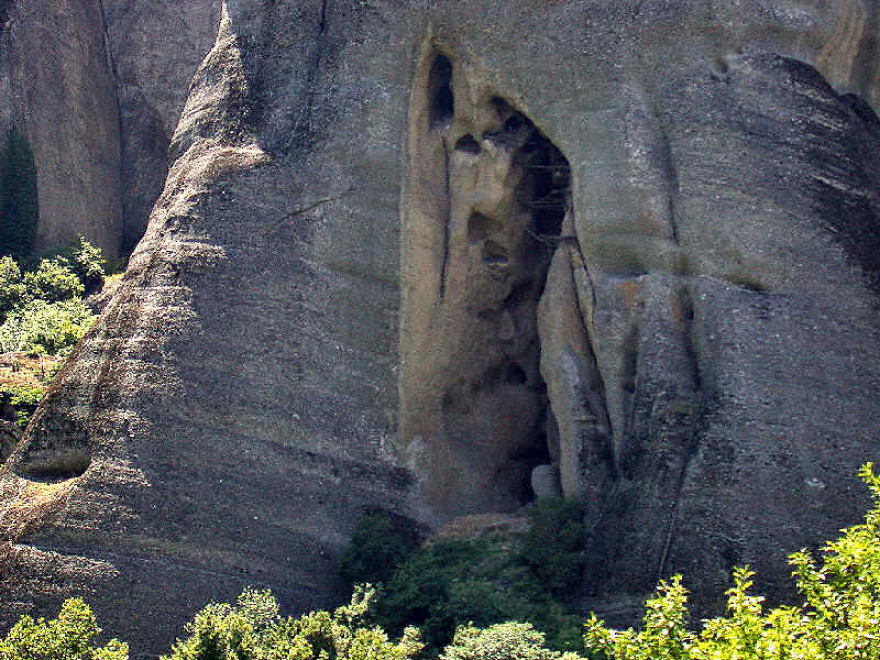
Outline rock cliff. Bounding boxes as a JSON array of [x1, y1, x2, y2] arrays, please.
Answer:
[[1, 0, 880, 655], [2, 0, 220, 257]]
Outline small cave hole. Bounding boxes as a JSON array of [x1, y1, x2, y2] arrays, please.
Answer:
[[713, 56, 730, 75], [428, 55, 454, 129], [482, 240, 510, 266], [455, 134, 481, 155], [504, 113, 527, 135], [16, 448, 91, 483], [491, 96, 510, 112], [468, 212, 500, 243], [504, 364, 528, 385]]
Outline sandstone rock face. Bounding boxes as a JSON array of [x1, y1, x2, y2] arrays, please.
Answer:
[[6, 0, 123, 256], [3, 0, 220, 256], [1, 0, 880, 655], [102, 0, 222, 252]]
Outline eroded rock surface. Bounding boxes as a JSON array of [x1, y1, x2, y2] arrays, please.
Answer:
[[1, 0, 879, 654]]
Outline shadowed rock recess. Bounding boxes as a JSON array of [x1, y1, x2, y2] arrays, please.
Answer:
[[2, 0, 880, 655]]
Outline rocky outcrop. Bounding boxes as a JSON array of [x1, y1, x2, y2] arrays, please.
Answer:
[[102, 0, 222, 252], [6, 0, 123, 256], [1, 0, 880, 655], [3, 0, 220, 257]]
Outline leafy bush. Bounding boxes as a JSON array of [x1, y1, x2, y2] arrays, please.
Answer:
[[0, 382, 45, 426], [0, 255, 25, 318], [584, 463, 880, 660], [0, 298, 95, 356], [68, 236, 106, 293], [164, 586, 422, 660], [340, 511, 422, 588], [442, 622, 578, 660], [23, 257, 84, 302], [371, 533, 582, 654], [0, 597, 128, 659], [519, 499, 586, 600]]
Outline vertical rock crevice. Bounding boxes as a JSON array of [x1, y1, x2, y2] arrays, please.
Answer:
[[400, 49, 611, 517]]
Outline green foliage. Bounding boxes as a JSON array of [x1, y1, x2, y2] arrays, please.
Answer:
[[68, 236, 106, 294], [519, 499, 586, 599], [0, 382, 44, 427], [24, 257, 84, 302], [0, 126, 38, 260], [583, 463, 880, 660], [0, 298, 95, 356], [441, 622, 579, 660], [0, 597, 128, 660], [367, 515, 583, 654], [0, 256, 25, 318], [340, 512, 421, 588], [164, 586, 422, 660], [3, 467, 880, 660]]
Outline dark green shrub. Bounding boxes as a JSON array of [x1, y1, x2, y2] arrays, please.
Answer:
[[373, 536, 582, 655], [340, 511, 422, 588], [0, 126, 38, 260], [0, 255, 25, 318], [0, 382, 44, 427], [23, 257, 84, 302], [519, 498, 586, 600], [68, 236, 106, 293]]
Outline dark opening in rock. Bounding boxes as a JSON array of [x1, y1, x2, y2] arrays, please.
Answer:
[[16, 448, 91, 483], [504, 364, 528, 385], [482, 240, 510, 266], [428, 55, 454, 129], [521, 141, 570, 236], [402, 64, 574, 516], [455, 134, 481, 155], [468, 212, 500, 243]]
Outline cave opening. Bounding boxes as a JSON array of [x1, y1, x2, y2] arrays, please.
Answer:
[[402, 54, 572, 516], [428, 55, 454, 129]]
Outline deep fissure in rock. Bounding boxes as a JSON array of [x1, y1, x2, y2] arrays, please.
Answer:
[[401, 52, 572, 516]]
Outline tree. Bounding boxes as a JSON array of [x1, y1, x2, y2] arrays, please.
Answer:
[[0, 597, 128, 660], [0, 126, 38, 260], [23, 257, 84, 302], [442, 622, 577, 660], [583, 463, 880, 660], [68, 236, 106, 294], [163, 586, 422, 660]]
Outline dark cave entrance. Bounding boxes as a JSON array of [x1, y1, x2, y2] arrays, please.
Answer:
[[401, 53, 573, 515]]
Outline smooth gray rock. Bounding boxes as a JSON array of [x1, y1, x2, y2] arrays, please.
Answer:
[[3, 0, 220, 256]]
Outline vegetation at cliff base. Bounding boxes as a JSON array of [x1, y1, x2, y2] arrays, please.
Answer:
[[3, 466, 880, 659], [0, 597, 128, 660], [161, 586, 421, 660], [0, 237, 106, 430], [340, 499, 586, 654]]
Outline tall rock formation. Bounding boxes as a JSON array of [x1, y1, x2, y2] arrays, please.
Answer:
[[1, 0, 880, 654], [6, 0, 123, 256], [2, 0, 220, 257]]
